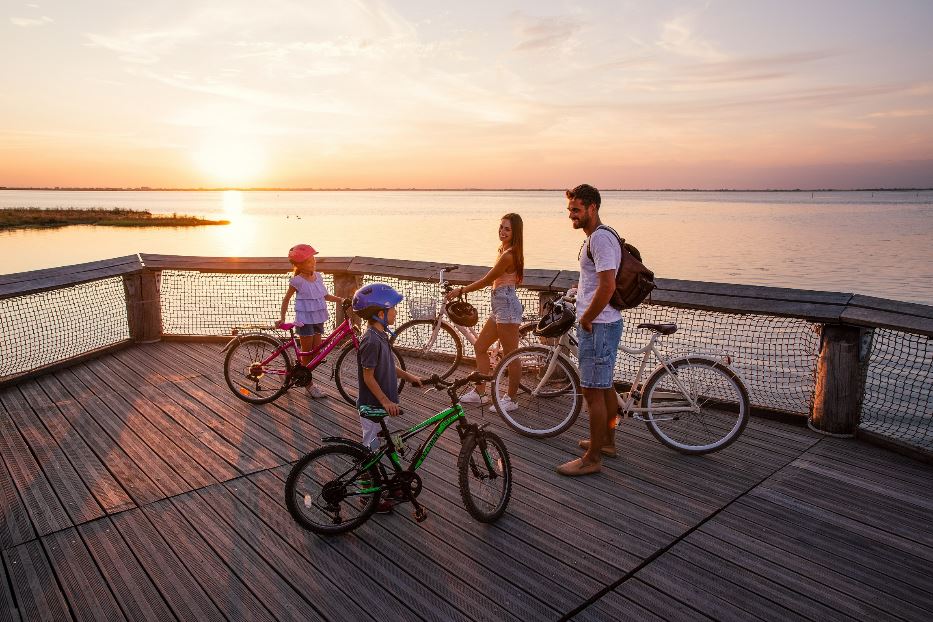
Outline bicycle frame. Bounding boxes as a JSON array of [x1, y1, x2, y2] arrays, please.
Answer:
[[534, 328, 710, 419], [414, 267, 527, 358], [224, 315, 360, 378], [360, 404, 467, 479]]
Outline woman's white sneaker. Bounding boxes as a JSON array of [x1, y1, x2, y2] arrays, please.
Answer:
[[460, 388, 488, 404], [491, 395, 519, 412]]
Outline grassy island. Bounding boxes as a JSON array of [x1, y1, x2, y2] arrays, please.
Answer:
[[0, 207, 229, 230]]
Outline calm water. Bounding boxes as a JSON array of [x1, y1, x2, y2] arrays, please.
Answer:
[[2, 189, 932, 305]]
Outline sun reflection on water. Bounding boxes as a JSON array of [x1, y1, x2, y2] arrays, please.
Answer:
[[222, 190, 244, 217]]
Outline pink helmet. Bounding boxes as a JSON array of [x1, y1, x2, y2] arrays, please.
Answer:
[[287, 244, 317, 264]]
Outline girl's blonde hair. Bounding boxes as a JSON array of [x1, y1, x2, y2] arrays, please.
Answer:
[[501, 213, 524, 284]]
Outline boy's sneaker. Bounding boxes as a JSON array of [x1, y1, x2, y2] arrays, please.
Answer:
[[460, 388, 489, 404], [306, 385, 324, 399], [375, 500, 395, 514], [490, 395, 519, 412]]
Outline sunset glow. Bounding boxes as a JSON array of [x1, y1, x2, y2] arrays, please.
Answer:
[[194, 140, 265, 187], [2, 1, 933, 189]]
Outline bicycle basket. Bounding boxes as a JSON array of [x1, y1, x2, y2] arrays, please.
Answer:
[[407, 297, 438, 320]]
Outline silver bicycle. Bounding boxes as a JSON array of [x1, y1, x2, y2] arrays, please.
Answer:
[[489, 294, 751, 454], [389, 265, 538, 381]]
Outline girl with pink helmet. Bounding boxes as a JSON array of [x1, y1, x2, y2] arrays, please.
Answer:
[[277, 244, 344, 398]]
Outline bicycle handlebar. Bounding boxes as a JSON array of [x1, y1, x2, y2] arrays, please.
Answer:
[[422, 372, 492, 401]]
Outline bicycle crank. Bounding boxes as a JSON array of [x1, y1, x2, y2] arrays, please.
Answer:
[[413, 502, 428, 523]]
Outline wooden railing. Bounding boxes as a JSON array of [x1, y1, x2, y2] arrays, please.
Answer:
[[2, 254, 931, 458]]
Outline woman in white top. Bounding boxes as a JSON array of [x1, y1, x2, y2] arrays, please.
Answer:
[[445, 213, 525, 411]]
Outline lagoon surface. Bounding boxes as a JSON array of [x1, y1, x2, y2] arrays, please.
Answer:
[[2, 189, 932, 305]]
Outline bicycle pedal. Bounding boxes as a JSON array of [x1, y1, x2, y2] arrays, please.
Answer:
[[414, 506, 428, 522]]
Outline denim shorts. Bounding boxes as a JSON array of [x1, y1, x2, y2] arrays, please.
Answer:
[[297, 323, 325, 336], [490, 286, 523, 324], [577, 319, 623, 389]]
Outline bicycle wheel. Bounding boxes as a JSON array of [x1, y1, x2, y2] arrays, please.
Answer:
[[223, 334, 292, 404], [334, 341, 407, 405], [285, 444, 380, 534], [458, 431, 512, 522], [641, 358, 750, 455], [390, 320, 463, 379], [490, 346, 582, 438]]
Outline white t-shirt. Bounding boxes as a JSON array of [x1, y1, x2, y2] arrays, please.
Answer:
[[577, 227, 623, 324]]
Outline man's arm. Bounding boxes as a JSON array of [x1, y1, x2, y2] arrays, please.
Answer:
[[579, 270, 615, 332]]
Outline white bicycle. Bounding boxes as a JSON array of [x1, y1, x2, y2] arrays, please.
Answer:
[[389, 265, 538, 381], [489, 294, 751, 455]]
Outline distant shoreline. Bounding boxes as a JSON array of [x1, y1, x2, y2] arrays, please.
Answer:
[[0, 207, 229, 230], [2, 186, 932, 193]]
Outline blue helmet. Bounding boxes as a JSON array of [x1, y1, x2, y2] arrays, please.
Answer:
[[352, 283, 403, 320]]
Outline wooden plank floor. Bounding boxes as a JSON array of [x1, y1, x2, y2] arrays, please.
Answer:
[[0, 341, 930, 621]]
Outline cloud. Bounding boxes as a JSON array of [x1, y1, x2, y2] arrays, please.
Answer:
[[509, 11, 584, 52], [867, 109, 933, 118], [10, 15, 52, 27], [84, 28, 200, 64], [657, 15, 725, 61]]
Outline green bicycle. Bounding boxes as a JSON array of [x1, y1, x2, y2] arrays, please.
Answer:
[[285, 371, 513, 534]]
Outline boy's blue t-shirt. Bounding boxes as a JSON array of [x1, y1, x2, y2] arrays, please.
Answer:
[[356, 327, 398, 408]]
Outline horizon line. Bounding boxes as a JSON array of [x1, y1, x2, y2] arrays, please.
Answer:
[[3, 186, 932, 193]]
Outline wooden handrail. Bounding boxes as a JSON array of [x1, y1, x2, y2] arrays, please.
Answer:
[[0, 255, 143, 299]]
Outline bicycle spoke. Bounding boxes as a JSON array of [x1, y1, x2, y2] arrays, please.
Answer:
[[285, 445, 380, 534], [458, 433, 511, 522], [491, 346, 582, 438], [643, 359, 749, 454]]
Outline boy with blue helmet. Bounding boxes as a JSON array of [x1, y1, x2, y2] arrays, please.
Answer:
[[352, 284, 425, 443]]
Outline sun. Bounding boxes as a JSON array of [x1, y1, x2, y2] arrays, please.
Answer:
[[194, 139, 265, 188]]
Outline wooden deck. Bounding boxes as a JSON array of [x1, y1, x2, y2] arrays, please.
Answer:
[[0, 341, 931, 621]]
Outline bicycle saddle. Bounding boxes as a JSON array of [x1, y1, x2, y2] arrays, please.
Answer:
[[358, 405, 389, 420], [637, 322, 678, 335]]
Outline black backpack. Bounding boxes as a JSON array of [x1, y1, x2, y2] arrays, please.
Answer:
[[584, 225, 656, 309]]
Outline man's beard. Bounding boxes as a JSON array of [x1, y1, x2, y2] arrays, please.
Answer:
[[572, 214, 589, 229]]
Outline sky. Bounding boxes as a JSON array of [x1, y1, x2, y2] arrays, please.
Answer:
[[2, 0, 933, 189]]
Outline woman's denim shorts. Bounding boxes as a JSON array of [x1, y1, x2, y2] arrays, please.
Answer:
[[577, 319, 623, 389], [490, 286, 523, 324], [297, 323, 325, 336]]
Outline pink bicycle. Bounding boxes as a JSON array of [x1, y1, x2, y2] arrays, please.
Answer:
[[222, 299, 406, 405]]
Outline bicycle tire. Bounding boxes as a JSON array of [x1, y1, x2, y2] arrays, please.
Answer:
[[490, 345, 583, 438], [285, 444, 380, 534], [641, 357, 750, 455], [390, 319, 463, 380], [223, 334, 292, 405], [334, 341, 407, 406], [458, 431, 512, 522]]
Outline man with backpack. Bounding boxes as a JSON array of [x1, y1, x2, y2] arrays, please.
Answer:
[[558, 184, 623, 476]]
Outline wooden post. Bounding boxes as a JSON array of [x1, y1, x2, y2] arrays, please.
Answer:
[[332, 271, 363, 328], [811, 324, 868, 435], [123, 270, 162, 343]]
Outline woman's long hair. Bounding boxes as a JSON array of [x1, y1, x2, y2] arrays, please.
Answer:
[[501, 213, 524, 284]]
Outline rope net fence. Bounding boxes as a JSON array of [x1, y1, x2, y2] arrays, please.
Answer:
[[859, 329, 933, 452], [364, 274, 819, 416], [159, 270, 337, 336], [0, 277, 130, 379], [2, 266, 930, 456]]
